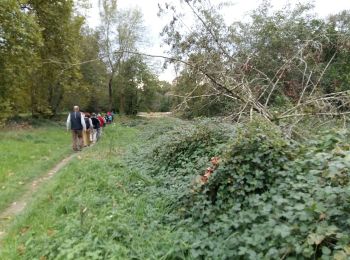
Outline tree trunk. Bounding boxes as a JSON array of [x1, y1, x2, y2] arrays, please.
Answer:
[[108, 77, 113, 111]]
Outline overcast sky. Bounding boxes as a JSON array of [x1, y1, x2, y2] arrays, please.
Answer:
[[85, 0, 350, 82]]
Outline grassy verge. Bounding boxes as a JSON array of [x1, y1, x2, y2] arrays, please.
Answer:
[[0, 121, 71, 211], [2, 117, 350, 259], [0, 121, 181, 259]]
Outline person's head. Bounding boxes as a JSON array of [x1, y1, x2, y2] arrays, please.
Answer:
[[85, 112, 90, 118], [73, 105, 79, 112], [92, 113, 96, 117]]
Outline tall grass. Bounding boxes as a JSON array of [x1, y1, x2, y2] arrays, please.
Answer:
[[0, 122, 182, 259]]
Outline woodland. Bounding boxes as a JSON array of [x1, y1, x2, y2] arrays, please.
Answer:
[[1, 0, 350, 259], [1, 0, 350, 125]]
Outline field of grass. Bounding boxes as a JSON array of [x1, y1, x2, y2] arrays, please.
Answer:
[[3, 117, 349, 259], [0, 121, 181, 259], [0, 121, 71, 212]]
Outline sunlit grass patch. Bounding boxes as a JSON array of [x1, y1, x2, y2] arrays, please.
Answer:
[[0, 124, 71, 211]]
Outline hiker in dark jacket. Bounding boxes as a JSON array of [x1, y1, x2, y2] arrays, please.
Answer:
[[66, 106, 86, 151], [91, 113, 100, 143], [83, 112, 93, 147]]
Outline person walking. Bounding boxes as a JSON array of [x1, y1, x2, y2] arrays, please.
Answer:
[[83, 112, 93, 147], [66, 106, 86, 151], [97, 113, 105, 136], [91, 113, 100, 143]]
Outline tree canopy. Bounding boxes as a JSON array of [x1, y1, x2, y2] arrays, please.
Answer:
[[0, 0, 171, 125], [1, 0, 350, 125]]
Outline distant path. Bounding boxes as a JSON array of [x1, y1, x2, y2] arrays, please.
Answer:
[[137, 112, 172, 118], [0, 153, 77, 243]]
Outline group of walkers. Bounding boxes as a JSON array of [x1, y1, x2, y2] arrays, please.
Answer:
[[66, 106, 114, 151]]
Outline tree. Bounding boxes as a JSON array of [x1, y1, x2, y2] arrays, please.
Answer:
[[0, 0, 42, 124], [113, 55, 168, 114], [98, 1, 145, 112], [28, 0, 85, 116], [157, 81, 173, 112], [159, 0, 350, 125], [321, 11, 350, 94], [172, 68, 234, 118], [77, 27, 109, 112]]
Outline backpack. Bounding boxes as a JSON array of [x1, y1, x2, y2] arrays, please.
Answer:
[[84, 117, 90, 129], [92, 117, 100, 129]]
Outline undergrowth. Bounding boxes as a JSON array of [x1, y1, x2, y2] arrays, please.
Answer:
[[2, 118, 350, 259], [128, 117, 350, 259]]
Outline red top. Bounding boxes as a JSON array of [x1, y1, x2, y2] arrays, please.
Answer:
[[97, 116, 105, 127]]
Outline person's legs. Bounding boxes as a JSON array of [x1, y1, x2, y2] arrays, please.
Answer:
[[86, 129, 91, 146], [77, 130, 83, 150], [90, 129, 93, 142], [72, 130, 78, 151], [92, 129, 97, 143], [96, 128, 101, 141], [83, 130, 88, 147]]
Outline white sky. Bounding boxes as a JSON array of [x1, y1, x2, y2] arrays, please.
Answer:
[[84, 0, 350, 82]]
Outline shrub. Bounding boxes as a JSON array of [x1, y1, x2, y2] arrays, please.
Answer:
[[130, 118, 350, 259], [150, 119, 234, 174], [89, 116, 350, 259], [167, 124, 350, 259], [126, 118, 236, 215], [0, 98, 12, 127], [208, 119, 293, 205]]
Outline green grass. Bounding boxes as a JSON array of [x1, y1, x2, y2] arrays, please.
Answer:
[[0, 122, 182, 259], [0, 122, 71, 212], [2, 117, 350, 259]]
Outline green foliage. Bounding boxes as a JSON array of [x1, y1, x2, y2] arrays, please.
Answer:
[[114, 56, 168, 114], [79, 27, 108, 112], [129, 118, 350, 259], [99, 5, 144, 111], [29, 0, 86, 115], [0, 98, 12, 126], [0, 0, 89, 119], [0, 0, 42, 117], [161, 1, 350, 118], [140, 119, 235, 182], [321, 10, 350, 93], [1, 0, 170, 120], [172, 69, 236, 118], [207, 119, 292, 204], [3, 118, 350, 259]]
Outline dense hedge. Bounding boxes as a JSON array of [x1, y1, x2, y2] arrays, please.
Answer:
[[130, 118, 350, 259]]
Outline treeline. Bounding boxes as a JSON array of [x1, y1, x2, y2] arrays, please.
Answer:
[[0, 0, 172, 125], [163, 1, 350, 121], [2, 0, 350, 126]]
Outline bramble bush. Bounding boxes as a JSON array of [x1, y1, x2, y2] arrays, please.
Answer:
[[130, 118, 350, 259], [149, 119, 235, 175], [127, 118, 236, 202]]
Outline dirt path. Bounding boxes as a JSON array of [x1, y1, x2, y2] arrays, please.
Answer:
[[0, 153, 77, 243], [137, 112, 172, 118]]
